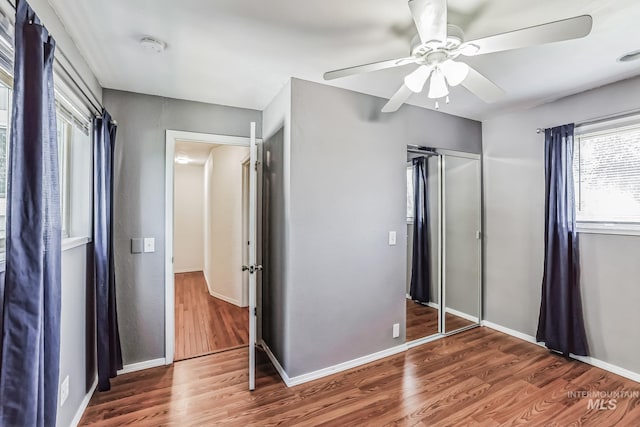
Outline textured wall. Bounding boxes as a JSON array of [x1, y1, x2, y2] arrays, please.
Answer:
[[483, 75, 640, 374], [103, 89, 261, 364]]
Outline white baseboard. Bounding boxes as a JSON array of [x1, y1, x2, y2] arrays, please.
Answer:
[[203, 272, 242, 307], [260, 340, 292, 386], [570, 355, 640, 383], [117, 358, 167, 375], [446, 307, 479, 323], [69, 376, 98, 427], [261, 340, 407, 387], [407, 299, 478, 323], [174, 268, 203, 274], [481, 321, 640, 384], [210, 290, 242, 307]]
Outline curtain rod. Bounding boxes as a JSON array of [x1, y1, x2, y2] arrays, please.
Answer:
[[5, 0, 112, 123], [536, 107, 640, 134]]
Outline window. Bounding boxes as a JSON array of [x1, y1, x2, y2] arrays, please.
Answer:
[[407, 164, 414, 222], [0, 81, 92, 261], [55, 99, 92, 241], [574, 121, 640, 230]]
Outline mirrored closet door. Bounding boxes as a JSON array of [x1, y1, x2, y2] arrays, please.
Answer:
[[443, 153, 482, 333], [406, 151, 441, 342], [405, 147, 481, 344]]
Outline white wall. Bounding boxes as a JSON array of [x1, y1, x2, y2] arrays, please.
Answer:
[[483, 75, 640, 375], [203, 145, 250, 307], [173, 164, 205, 273]]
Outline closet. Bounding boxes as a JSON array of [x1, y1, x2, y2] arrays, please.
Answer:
[[405, 146, 482, 344]]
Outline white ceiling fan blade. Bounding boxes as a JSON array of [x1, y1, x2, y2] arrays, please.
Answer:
[[323, 57, 414, 80], [409, 0, 447, 44], [381, 84, 413, 113], [461, 67, 505, 103], [461, 15, 593, 56]]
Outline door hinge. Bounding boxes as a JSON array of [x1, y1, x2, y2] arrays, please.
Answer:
[[254, 160, 261, 171], [254, 307, 257, 316]]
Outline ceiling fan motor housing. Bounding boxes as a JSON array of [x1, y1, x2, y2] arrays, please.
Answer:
[[410, 24, 464, 58]]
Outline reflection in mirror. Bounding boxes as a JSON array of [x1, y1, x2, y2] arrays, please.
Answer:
[[443, 155, 481, 333], [406, 150, 441, 342]]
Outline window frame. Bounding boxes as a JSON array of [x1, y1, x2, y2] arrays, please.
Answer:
[[574, 116, 640, 236], [406, 163, 414, 224]]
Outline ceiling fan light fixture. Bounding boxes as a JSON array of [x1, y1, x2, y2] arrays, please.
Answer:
[[441, 60, 469, 87], [404, 65, 432, 93], [428, 68, 449, 99]]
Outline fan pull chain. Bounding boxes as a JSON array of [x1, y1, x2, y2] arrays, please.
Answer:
[[446, 96, 450, 104], [435, 101, 439, 110]]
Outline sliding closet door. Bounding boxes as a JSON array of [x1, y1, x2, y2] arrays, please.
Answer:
[[443, 155, 481, 333]]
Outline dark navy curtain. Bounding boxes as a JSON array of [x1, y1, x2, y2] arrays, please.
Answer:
[[93, 110, 122, 391], [0, 0, 61, 425], [410, 157, 430, 303], [536, 124, 589, 357]]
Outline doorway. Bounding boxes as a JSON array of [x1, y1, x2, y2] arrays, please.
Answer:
[[165, 130, 258, 363]]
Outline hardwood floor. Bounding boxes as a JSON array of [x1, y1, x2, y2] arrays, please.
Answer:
[[80, 327, 640, 426], [406, 299, 476, 341], [406, 300, 439, 341], [175, 271, 249, 360]]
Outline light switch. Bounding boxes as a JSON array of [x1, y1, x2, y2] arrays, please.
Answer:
[[131, 238, 143, 254], [143, 238, 155, 253], [388, 231, 397, 246]]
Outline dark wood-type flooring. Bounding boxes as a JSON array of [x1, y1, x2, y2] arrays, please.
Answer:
[[175, 271, 248, 361], [406, 299, 476, 341], [80, 327, 640, 426]]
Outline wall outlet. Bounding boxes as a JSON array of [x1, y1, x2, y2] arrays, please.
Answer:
[[60, 375, 69, 407], [388, 231, 397, 246], [392, 323, 400, 338], [143, 237, 155, 253]]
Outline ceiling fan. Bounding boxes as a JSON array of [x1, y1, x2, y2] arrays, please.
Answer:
[[323, 0, 593, 113]]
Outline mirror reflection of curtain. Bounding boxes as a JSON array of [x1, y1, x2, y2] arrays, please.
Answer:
[[410, 157, 430, 303]]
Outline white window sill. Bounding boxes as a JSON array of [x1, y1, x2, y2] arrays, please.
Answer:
[[62, 236, 91, 251], [577, 223, 640, 237]]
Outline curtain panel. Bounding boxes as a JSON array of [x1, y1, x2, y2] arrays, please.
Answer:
[[409, 157, 430, 304], [93, 110, 123, 391], [0, 0, 61, 425], [536, 124, 589, 357]]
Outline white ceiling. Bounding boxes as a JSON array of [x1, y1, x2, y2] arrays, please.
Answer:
[[50, 0, 640, 120], [175, 140, 216, 165]]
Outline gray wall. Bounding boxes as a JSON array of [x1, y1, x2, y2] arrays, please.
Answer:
[[283, 78, 481, 377], [261, 81, 291, 369], [57, 245, 95, 427], [483, 75, 640, 374], [103, 89, 262, 364]]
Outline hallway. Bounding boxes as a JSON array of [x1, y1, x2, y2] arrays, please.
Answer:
[[174, 271, 249, 360]]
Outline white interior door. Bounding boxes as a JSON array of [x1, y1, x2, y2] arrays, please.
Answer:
[[247, 122, 259, 390]]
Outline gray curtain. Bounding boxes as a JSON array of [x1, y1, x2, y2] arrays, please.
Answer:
[[410, 157, 430, 303], [536, 124, 589, 357], [93, 110, 122, 391], [0, 0, 61, 425]]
